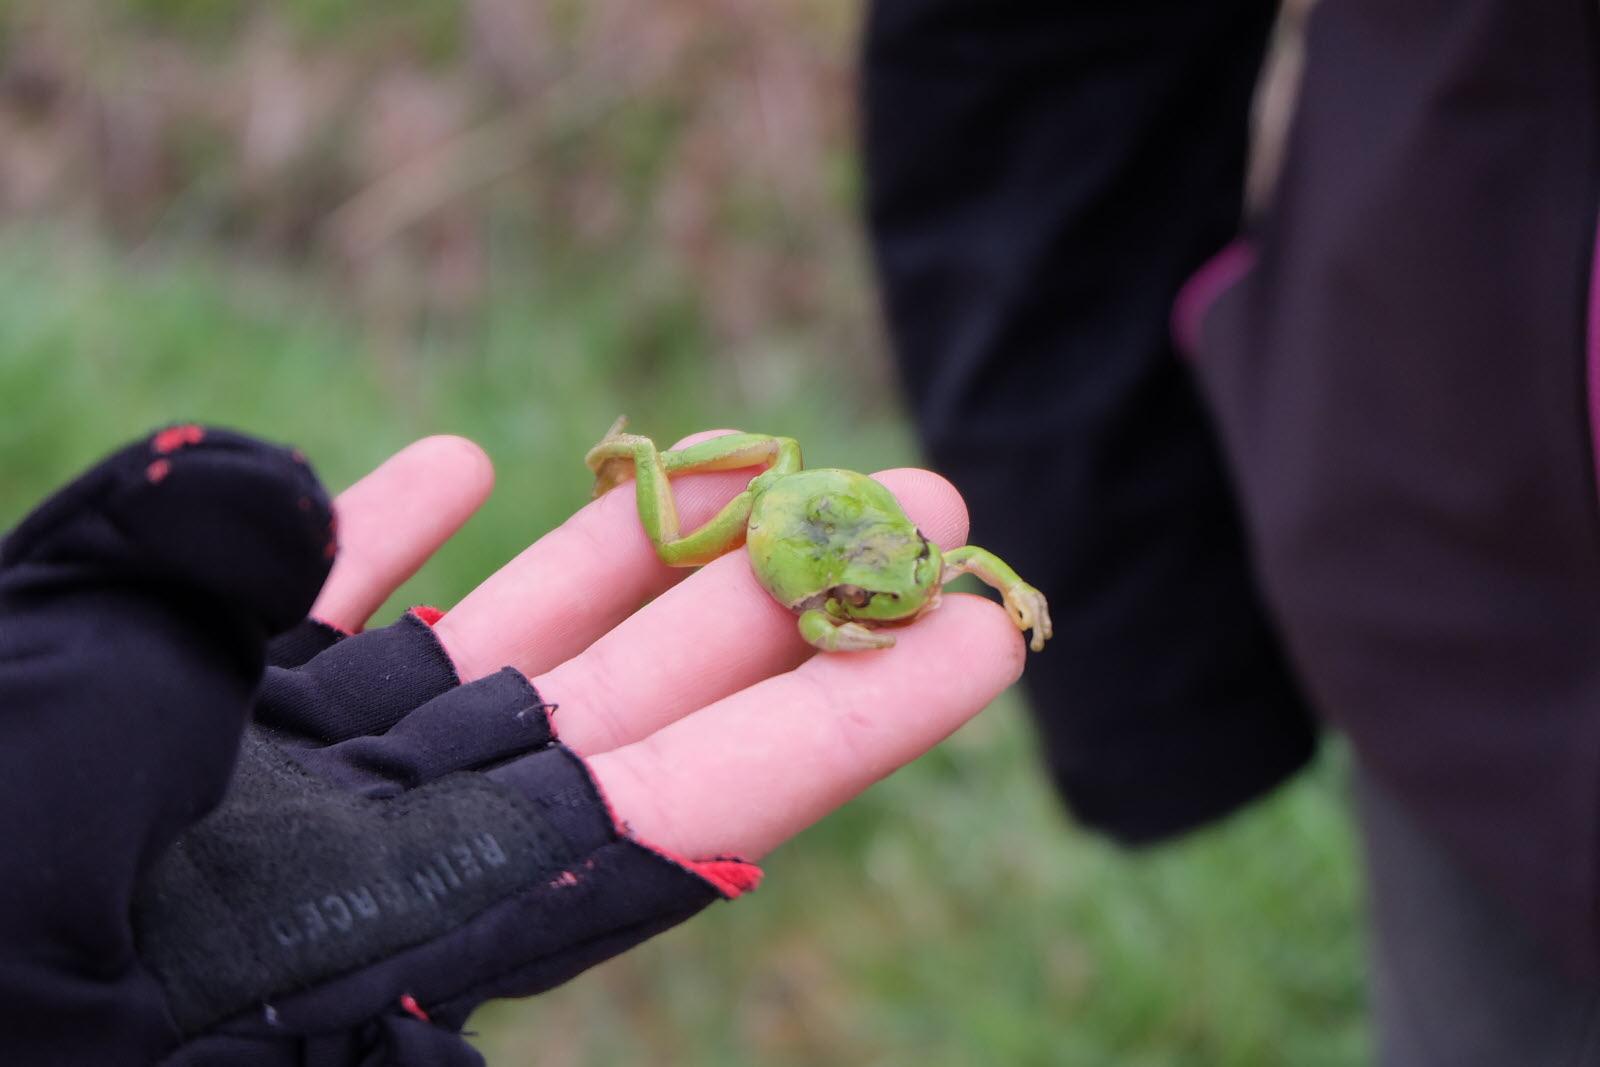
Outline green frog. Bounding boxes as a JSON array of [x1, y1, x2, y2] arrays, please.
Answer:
[[586, 418, 1051, 653]]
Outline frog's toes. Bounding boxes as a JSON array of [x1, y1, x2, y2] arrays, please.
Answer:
[[800, 615, 895, 653], [833, 622, 896, 652], [1005, 584, 1053, 652], [589, 456, 634, 497]]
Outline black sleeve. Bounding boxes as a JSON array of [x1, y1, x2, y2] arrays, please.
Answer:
[[862, 0, 1317, 842]]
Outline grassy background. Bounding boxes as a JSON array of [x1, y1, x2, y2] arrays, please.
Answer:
[[0, 233, 1365, 1066], [0, 1, 1365, 1062]]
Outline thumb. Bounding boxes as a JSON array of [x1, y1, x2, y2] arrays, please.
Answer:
[[0, 426, 333, 965], [4, 424, 336, 633]]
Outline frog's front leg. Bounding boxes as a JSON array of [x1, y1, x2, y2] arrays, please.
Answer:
[[940, 546, 1053, 652], [585, 418, 803, 567], [797, 608, 896, 652]]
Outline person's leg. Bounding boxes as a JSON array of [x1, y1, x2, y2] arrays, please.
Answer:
[[863, 0, 1317, 846], [1356, 767, 1600, 1066]]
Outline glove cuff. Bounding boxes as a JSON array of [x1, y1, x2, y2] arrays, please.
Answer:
[[488, 747, 763, 900]]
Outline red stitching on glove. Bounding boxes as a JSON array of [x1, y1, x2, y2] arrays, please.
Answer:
[[398, 993, 430, 1022], [410, 606, 446, 626], [674, 857, 763, 897], [152, 425, 206, 454], [574, 750, 764, 900]]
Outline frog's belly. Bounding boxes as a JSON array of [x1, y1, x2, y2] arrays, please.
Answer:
[[746, 470, 907, 607]]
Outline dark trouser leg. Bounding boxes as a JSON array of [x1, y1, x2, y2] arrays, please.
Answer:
[[863, 0, 1315, 848], [1356, 767, 1600, 1067]]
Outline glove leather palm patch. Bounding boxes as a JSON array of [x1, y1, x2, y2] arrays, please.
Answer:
[[136, 731, 573, 1033]]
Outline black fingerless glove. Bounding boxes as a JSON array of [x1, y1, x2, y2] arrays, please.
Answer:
[[0, 427, 759, 1067]]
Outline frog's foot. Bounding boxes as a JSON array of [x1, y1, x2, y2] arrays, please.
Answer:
[[798, 609, 896, 653], [585, 416, 645, 497], [590, 457, 634, 497], [1002, 582, 1052, 653], [940, 545, 1052, 652]]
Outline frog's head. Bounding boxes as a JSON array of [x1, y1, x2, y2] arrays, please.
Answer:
[[825, 527, 944, 624]]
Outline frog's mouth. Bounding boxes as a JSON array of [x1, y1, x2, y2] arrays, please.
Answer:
[[828, 584, 894, 619], [791, 591, 831, 614], [794, 585, 926, 623]]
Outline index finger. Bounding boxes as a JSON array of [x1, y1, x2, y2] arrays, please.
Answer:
[[433, 430, 764, 682]]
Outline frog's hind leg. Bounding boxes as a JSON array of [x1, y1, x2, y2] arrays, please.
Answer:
[[585, 420, 803, 567], [587, 427, 710, 565], [587, 419, 801, 493], [940, 545, 1053, 652], [659, 432, 802, 483]]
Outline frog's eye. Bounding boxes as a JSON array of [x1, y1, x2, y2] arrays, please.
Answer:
[[913, 535, 937, 585]]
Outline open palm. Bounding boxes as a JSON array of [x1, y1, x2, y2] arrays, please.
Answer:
[[316, 431, 1027, 865]]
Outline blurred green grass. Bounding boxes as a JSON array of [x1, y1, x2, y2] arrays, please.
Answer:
[[0, 231, 1367, 1065]]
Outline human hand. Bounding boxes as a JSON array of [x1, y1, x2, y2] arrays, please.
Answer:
[[0, 427, 1024, 1067], [413, 429, 1027, 863]]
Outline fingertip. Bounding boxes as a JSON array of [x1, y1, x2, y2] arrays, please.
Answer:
[[312, 435, 495, 634], [972, 598, 1036, 687], [871, 467, 971, 549], [409, 435, 496, 504], [960, 594, 1030, 688], [800, 593, 1026, 731], [886, 593, 1026, 693]]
